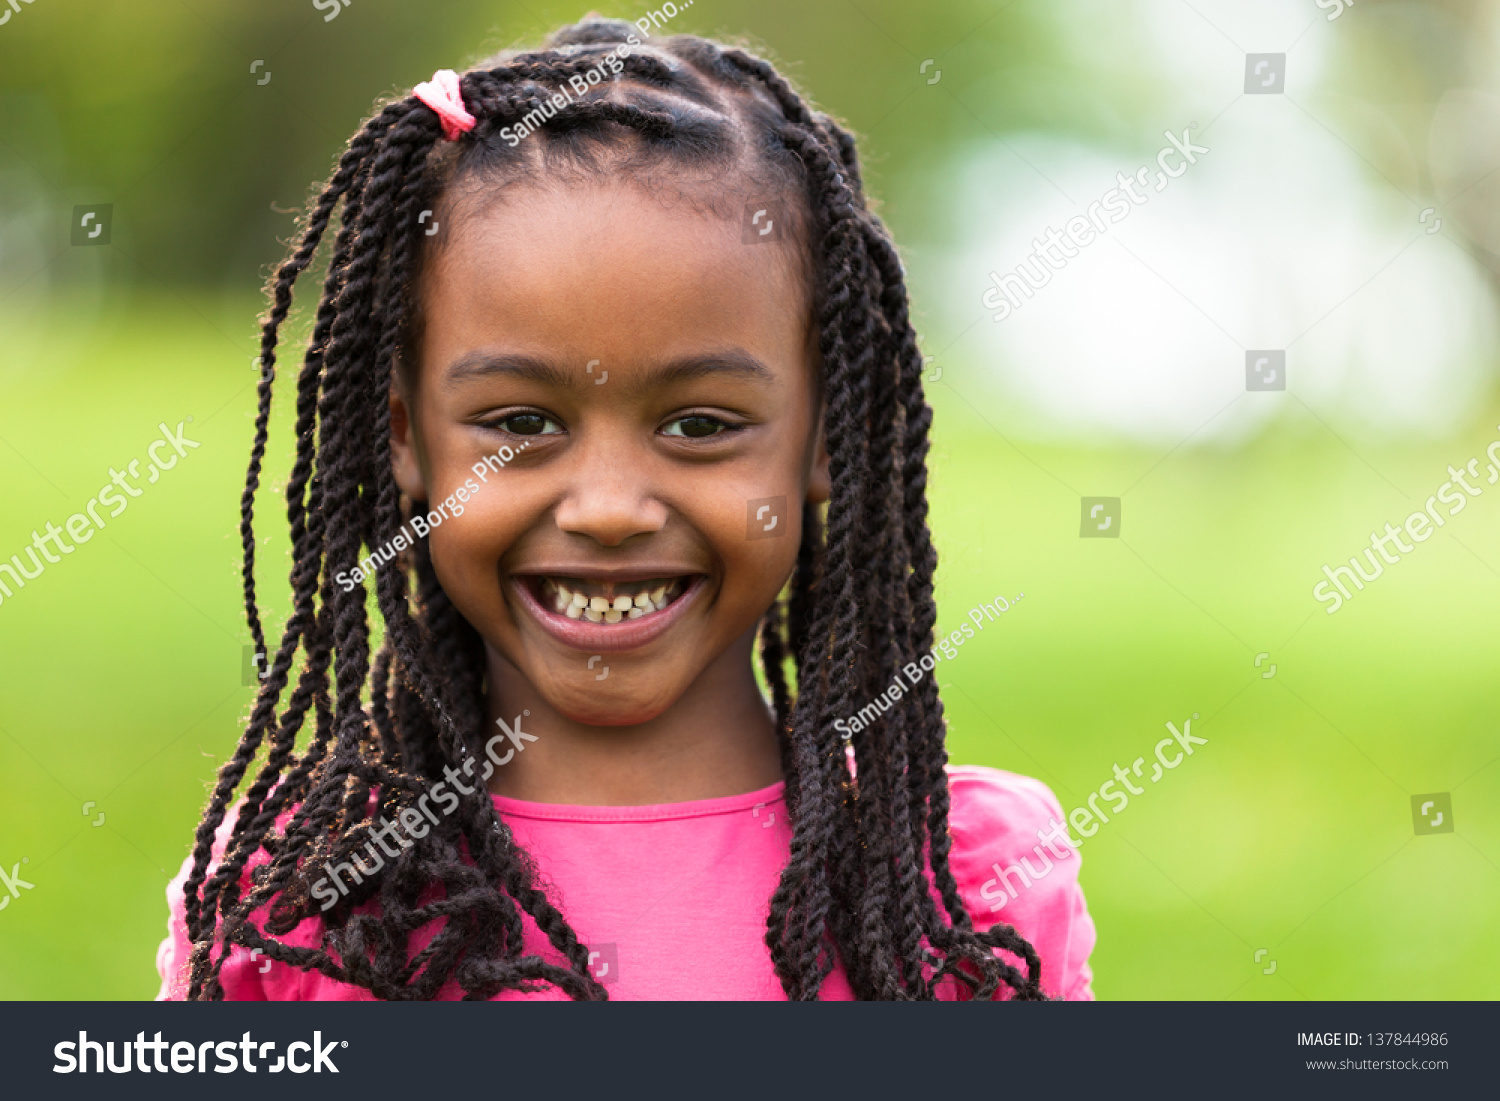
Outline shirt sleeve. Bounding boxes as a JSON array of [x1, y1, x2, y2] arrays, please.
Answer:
[[940, 765, 1097, 1000], [155, 802, 309, 1001], [155, 848, 197, 1000]]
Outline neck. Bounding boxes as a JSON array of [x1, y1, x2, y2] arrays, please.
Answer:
[[481, 625, 783, 805]]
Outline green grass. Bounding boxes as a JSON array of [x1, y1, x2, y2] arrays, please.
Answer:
[[1, 292, 1495, 998]]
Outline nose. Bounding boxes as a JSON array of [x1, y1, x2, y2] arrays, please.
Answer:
[[552, 435, 669, 547]]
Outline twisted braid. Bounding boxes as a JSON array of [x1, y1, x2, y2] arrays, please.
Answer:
[[183, 112, 397, 955], [765, 120, 879, 997], [184, 16, 1046, 1002]]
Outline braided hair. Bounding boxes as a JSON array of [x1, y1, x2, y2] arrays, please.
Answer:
[[182, 16, 1046, 1002]]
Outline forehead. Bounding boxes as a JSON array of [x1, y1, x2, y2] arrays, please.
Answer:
[[417, 181, 813, 377]]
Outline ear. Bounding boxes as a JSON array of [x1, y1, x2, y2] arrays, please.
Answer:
[[801, 320, 830, 506], [805, 408, 831, 506], [389, 384, 428, 501]]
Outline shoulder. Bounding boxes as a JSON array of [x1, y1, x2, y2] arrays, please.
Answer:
[[942, 765, 1097, 1000], [156, 800, 318, 1001], [945, 764, 1064, 852]]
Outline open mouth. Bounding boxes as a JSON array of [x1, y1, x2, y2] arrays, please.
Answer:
[[509, 571, 707, 652], [527, 576, 691, 624]]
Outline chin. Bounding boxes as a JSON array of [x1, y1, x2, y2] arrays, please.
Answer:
[[534, 673, 685, 728]]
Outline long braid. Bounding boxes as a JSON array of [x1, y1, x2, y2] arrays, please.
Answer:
[[717, 37, 1045, 999], [238, 108, 397, 665], [185, 17, 1047, 1002], [775, 503, 823, 817], [767, 118, 887, 997], [866, 216, 1045, 998], [183, 113, 395, 956], [846, 242, 916, 998]]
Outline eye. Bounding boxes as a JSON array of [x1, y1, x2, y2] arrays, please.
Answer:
[[491, 411, 563, 436], [662, 415, 733, 439]]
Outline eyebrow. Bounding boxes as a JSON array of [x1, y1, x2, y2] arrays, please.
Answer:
[[443, 352, 573, 390], [441, 349, 776, 395]]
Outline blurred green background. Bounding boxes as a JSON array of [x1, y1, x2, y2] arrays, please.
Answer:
[[1, 0, 1496, 999]]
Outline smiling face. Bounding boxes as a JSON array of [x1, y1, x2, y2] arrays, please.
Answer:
[[390, 181, 828, 728]]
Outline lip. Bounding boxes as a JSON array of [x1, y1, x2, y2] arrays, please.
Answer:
[[508, 571, 708, 653]]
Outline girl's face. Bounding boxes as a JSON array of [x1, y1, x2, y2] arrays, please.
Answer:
[[391, 181, 828, 725]]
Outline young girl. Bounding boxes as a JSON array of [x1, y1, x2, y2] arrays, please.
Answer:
[[157, 16, 1094, 1001]]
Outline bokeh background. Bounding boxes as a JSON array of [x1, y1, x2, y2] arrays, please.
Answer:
[[2, 0, 1497, 999]]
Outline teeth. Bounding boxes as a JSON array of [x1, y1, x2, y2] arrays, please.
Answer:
[[541, 577, 688, 621]]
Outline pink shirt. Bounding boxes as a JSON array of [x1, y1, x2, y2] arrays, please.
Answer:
[[157, 765, 1094, 1000]]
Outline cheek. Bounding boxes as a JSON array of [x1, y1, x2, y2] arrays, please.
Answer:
[[699, 479, 803, 614], [423, 481, 529, 608], [694, 423, 816, 615]]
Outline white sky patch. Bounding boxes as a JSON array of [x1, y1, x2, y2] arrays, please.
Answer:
[[930, 2, 1497, 445]]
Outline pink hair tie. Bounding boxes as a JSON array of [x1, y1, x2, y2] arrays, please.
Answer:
[[413, 69, 476, 141]]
